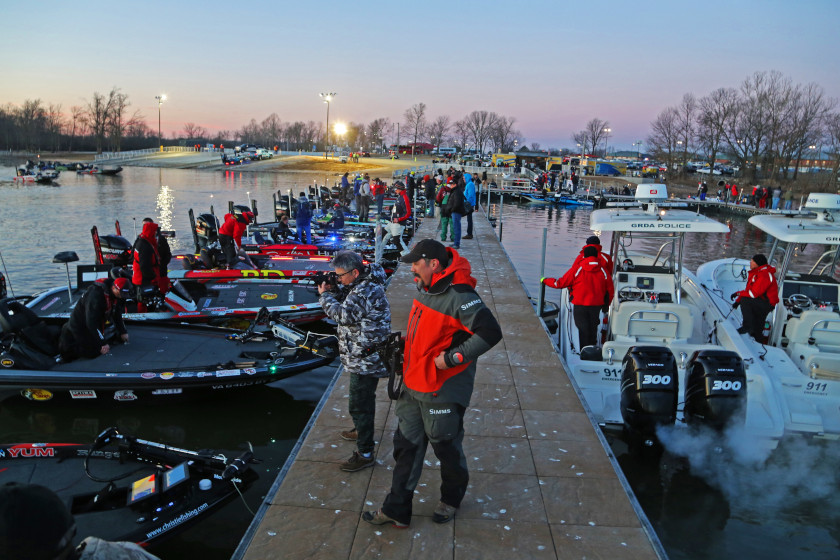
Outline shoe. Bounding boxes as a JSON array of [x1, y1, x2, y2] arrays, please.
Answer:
[[432, 501, 457, 524], [737, 326, 748, 334], [339, 428, 357, 441], [361, 509, 409, 528], [463, 235, 473, 239], [339, 451, 375, 472], [449, 244, 460, 249]]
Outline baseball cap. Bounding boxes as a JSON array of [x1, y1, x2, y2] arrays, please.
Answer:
[[400, 239, 448, 264], [113, 277, 131, 297], [0, 482, 76, 560], [394, 182, 405, 190]]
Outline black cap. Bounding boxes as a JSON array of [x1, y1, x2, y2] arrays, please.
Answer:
[[752, 254, 768, 267], [586, 235, 600, 245], [400, 239, 448, 264], [0, 482, 76, 560]]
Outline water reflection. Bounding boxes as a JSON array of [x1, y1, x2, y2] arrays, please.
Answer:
[[155, 184, 174, 231]]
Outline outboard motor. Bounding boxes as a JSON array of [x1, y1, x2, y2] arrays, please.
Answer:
[[684, 349, 747, 430], [195, 213, 220, 250], [620, 346, 678, 441], [99, 235, 133, 266]]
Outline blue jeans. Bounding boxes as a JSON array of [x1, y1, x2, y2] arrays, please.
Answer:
[[297, 222, 311, 245], [772, 197, 780, 210], [784, 200, 793, 210], [375, 194, 385, 220], [451, 212, 462, 248]]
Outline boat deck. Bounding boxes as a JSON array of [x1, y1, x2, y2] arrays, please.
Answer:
[[235, 211, 661, 559]]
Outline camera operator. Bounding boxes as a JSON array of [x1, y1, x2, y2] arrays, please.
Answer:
[[317, 250, 391, 472]]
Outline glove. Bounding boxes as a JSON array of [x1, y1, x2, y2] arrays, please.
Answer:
[[601, 305, 609, 314], [732, 300, 740, 309], [730, 292, 739, 301], [540, 277, 547, 285]]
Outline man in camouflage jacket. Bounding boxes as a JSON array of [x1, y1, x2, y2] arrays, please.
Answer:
[[318, 250, 391, 472]]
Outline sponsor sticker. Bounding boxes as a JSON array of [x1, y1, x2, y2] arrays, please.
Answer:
[[243, 368, 256, 375], [70, 390, 97, 399], [1, 358, 14, 368], [151, 388, 183, 396], [141, 372, 157, 380], [260, 293, 278, 300], [160, 372, 175, 380], [22, 388, 53, 401], [114, 390, 137, 402], [40, 296, 61, 311], [215, 369, 240, 378], [178, 371, 196, 378]]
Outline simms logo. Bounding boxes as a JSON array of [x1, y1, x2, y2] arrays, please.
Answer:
[[429, 408, 451, 415], [460, 299, 481, 311]]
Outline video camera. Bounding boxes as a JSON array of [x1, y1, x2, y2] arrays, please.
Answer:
[[310, 271, 338, 288]]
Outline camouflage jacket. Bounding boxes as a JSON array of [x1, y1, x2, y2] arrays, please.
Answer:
[[319, 263, 391, 377]]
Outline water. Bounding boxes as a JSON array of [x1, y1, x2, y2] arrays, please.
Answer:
[[494, 199, 840, 560], [2, 169, 838, 558]]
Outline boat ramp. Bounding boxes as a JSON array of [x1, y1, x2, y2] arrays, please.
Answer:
[[234, 210, 663, 559]]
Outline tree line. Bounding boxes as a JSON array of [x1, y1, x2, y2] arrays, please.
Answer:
[[645, 70, 839, 183]]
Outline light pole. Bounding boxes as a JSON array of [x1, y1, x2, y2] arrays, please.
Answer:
[[155, 94, 166, 151], [334, 122, 347, 152], [602, 127, 611, 158], [431, 135, 436, 155], [676, 140, 683, 170], [319, 92, 336, 159], [808, 145, 817, 175]]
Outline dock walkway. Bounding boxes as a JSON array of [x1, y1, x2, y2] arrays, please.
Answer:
[[236, 211, 662, 559]]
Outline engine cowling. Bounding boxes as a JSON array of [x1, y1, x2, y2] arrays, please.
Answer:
[[195, 213, 219, 248], [684, 349, 747, 430], [620, 346, 678, 439], [99, 235, 132, 266]]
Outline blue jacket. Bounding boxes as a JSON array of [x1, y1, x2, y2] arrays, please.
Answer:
[[353, 176, 362, 196], [296, 195, 311, 225], [464, 173, 476, 205]]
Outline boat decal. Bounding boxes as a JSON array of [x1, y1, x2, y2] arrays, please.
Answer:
[[160, 372, 175, 380], [141, 372, 157, 379], [22, 388, 53, 401], [292, 271, 308, 276], [212, 381, 258, 389], [176, 312, 202, 317], [1, 358, 14, 368], [260, 293, 278, 300], [151, 388, 183, 396], [69, 390, 97, 399], [203, 307, 227, 313], [105, 373, 117, 377], [239, 291, 247, 297], [178, 371, 196, 378], [243, 368, 256, 375], [237, 298, 245, 304], [39, 296, 61, 311], [2, 446, 56, 458], [215, 369, 240, 377], [145, 503, 209, 540], [241, 270, 287, 278], [114, 390, 137, 401]]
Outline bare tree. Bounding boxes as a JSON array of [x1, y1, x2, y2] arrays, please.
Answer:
[[585, 118, 610, 156], [366, 117, 390, 151], [85, 90, 117, 153], [647, 107, 680, 171], [68, 105, 85, 151], [529, 142, 541, 152], [452, 119, 470, 152], [697, 87, 739, 175], [18, 99, 46, 151], [45, 103, 64, 152], [182, 122, 209, 143], [403, 102, 427, 155], [463, 110, 499, 154], [572, 131, 589, 155], [259, 113, 283, 147], [675, 93, 697, 169], [426, 115, 451, 150], [489, 115, 520, 152], [824, 112, 840, 188], [238, 119, 260, 143]]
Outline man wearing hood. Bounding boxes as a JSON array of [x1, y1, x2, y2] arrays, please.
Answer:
[[363, 239, 502, 528], [132, 219, 169, 311], [318, 251, 391, 473], [295, 192, 312, 244], [463, 173, 476, 240], [571, 235, 613, 272], [731, 254, 779, 340], [542, 246, 614, 349]]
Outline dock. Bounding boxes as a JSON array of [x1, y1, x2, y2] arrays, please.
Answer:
[[234, 209, 663, 559]]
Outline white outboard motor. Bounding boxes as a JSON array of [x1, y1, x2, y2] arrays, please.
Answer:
[[620, 346, 678, 442], [804, 193, 840, 222], [683, 349, 747, 430]]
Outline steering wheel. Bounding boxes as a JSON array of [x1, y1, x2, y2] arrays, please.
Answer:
[[787, 293, 813, 310], [619, 286, 644, 301], [621, 258, 635, 272]]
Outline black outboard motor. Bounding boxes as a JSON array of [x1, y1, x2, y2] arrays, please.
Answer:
[[684, 349, 747, 430], [620, 346, 678, 441], [195, 213, 220, 250], [99, 235, 133, 266]]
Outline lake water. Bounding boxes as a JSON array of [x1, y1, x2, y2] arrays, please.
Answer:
[[1, 166, 838, 559]]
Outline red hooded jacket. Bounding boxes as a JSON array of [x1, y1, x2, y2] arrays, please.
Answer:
[[132, 221, 161, 286], [735, 264, 779, 306], [218, 213, 249, 247], [570, 243, 613, 272], [545, 258, 614, 306]]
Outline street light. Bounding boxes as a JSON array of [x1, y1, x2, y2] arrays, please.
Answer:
[[676, 140, 683, 168], [334, 122, 347, 150], [155, 94, 166, 151], [602, 128, 611, 158], [319, 92, 336, 159], [808, 145, 817, 175]]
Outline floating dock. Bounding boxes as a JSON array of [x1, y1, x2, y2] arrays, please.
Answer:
[[234, 210, 663, 559]]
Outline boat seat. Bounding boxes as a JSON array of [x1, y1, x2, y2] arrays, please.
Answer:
[[785, 310, 840, 352], [610, 302, 693, 342]]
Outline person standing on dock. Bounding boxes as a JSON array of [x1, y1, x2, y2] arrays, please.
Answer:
[[731, 253, 779, 341], [363, 239, 502, 528], [437, 178, 455, 242], [445, 177, 466, 249], [423, 174, 436, 218], [542, 246, 614, 350], [318, 251, 391, 473], [783, 189, 794, 210], [463, 173, 476, 240], [772, 187, 782, 210], [295, 192, 312, 245]]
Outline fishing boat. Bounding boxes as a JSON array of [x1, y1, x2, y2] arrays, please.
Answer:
[[0, 299, 338, 403], [692, 193, 840, 440], [554, 185, 785, 449], [0, 427, 258, 548], [77, 165, 123, 176]]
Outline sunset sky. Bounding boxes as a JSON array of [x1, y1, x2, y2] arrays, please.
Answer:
[[2, 0, 838, 150]]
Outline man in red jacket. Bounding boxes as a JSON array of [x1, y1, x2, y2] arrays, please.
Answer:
[[543, 246, 614, 349], [570, 235, 613, 272], [363, 239, 502, 528], [731, 253, 779, 340], [218, 206, 255, 269]]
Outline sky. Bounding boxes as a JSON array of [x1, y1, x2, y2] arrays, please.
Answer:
[[2, 0, 838, 151]]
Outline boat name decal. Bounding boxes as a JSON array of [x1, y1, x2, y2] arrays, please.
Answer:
[[825, 236, 840, 242], [631, 223, 691, 229], [69, 390, 97, 399], [151, 388, 183, 395], [2, 446, 56, 458], [141, 372, 157, 379], [241, 270, 287, 278], [1, 358, 14, 368], [216, 369, 240, 377], [22, 388, 52, 401], [114, 390, 137, 401], [144, 503, 209, 540], [211, 381, 258, 389]]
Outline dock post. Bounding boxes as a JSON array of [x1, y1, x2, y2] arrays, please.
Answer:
[[499, 192, 504, 241], [537, 228, 547, 315]]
